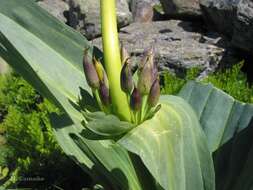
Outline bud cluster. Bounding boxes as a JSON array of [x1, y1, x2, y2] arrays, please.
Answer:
[[83, 48, 111, 113], [120, 45, 160, 124], [83, 46, 160, 124]]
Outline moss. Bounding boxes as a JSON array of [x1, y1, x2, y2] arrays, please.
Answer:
[[161, 62, 253, 104], [203, 62, 253, 103], [161, 67, 201, 95]]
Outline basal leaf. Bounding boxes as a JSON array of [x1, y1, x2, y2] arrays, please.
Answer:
[[179, 81, 253, 152], [0, 1, 146, 189], [119, 96, 215, 190], [179, 81, 253, 190]]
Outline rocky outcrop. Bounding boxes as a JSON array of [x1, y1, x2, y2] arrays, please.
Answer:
[[160, 0, 202, 18], [200, 0, 240, 37], [64, 0, 132, 40], [93, 20, 235, 78], [130, 0, 160, 22], [38, 0, 69, 23], [131, 1, 154, 22], [200, 0, 253, 52], [232, 0, 253, 52]]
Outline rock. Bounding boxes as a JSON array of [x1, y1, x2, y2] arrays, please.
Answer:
[[200, 0, 240, 37], [232, 0, 253, 52], [64, 0, 132, 40], [131, 1, 154, 22], [160, 0, 202, 18], [130, 0, 160, 22], [93, 20, 235, 78], [37, 0, 69, 23]]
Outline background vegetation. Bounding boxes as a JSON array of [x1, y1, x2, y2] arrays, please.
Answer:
[[161, 62, 253, 103], [0, 73, 92, 189]]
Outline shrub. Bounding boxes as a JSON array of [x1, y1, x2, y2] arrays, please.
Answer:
[[161, 63, 253, 103], [0, 73, 91, 189]]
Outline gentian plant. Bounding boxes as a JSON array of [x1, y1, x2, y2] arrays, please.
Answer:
[[0, 0, 252, 190]]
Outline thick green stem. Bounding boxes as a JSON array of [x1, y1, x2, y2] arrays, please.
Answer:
[[100, 0, 131, 121]]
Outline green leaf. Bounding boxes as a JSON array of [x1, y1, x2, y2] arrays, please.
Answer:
[[179, 81, 253, 190], [0, 166, 9, 180], [82, 111, 135, 137], [179, 81, 253, 152], [119, 96, 215, 190], [0, 1, 149, 189], [51, 113, 152, 190]]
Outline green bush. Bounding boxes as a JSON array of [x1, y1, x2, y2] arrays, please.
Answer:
[[161, 63, 253, 104], [161, 67, 201, 95], [0, 72, 60, 186], [203, 62, 253, 103], [0, 73, 92, 189]]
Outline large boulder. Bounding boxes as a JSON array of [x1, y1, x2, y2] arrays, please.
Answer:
[[160, 0, 202, 18], [64, 0, 132, 40], [200, 0, 240, 37], [93, 20, 237, 78], [232, 0, 253, 52], [37, 0, 69, 23], [130, 0, 160, 22]]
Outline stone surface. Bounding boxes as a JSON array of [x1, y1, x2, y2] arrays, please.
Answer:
[[200, 0, 240, 37], [130, 0, 160, 22], [64, 0, 132, 40], [93, 20, 235, 78], [131, 1, 154, 22], [232, 0, 253, 52], [160, 0, 202, 18], [38, 0, 69, 23]]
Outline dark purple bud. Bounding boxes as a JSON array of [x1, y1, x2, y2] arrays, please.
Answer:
[[130, 87, 142, 111], [148, 78, 160, 107], [121, 60, 134, 94], [83, 49, 100, 89], [99, 82, 111, 106]]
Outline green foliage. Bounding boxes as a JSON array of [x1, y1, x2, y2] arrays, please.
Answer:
[[161, 67, 200, 95], [0, 73, 93, 190], [203, 62, 253, 103], [161, 64, 253, 103], [0, 73, 60, 187]]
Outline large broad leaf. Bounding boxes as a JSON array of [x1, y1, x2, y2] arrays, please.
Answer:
[[0, 1, 145, 189], [179, 81, 253, 152], [179, 81, 253, 190], [119, 96, 215, 190]]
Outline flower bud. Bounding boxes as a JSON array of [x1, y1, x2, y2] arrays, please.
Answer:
[[130, 87, 142, 111], [121, 43, 130, 65], [139, 46, 154, 70], [99, 82, 111, 106], [93, 57, 109, 88], [137, 46, 156, 95], [120, 60, 134, 94], [83, 49, 100, 89], [138, 61, 153, 95], [147, 78, 160, 107], [152, 62, 158, 80]]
